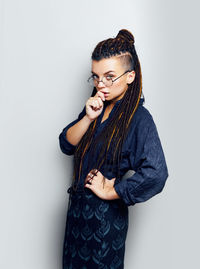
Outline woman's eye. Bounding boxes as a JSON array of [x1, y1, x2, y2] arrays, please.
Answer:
[[106, 75, 113, 80]]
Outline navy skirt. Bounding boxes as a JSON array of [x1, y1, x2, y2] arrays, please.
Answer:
[[62, 185, 129, 269]]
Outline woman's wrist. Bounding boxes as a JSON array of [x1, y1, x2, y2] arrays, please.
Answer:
[[106, 186, 121, 200], [83, 114, 95, 124]]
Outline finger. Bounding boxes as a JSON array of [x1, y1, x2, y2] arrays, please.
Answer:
[[98, 91, 106, 101], [88, 172, 95, 179], [91, 99, 98, 110], [96, 96, 103, 108], [94, 99, 100, 108], [90, 170, 95, 176], [84, 183, 92, 189], [96, 91, 105, 101], [85, 178, 92, 186], [88, 99, 99, 110], [84, 174, 91, 184], [90, 169, 98, 176], [94, 98, 101, 109]]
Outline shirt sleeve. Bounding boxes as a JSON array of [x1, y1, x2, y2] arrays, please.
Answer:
[[114, 115, 169, 206], [58, 106, 86, 155]]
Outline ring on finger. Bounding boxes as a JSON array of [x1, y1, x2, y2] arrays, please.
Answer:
[[89, 173, 94, 179]]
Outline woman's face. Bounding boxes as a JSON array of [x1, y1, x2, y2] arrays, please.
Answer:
[[91, 56, 135, 103]]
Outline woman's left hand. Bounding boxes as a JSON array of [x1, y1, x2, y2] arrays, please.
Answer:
[[84, 169, 120, 200]]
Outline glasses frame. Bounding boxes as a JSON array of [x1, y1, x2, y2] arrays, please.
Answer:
[[87, 70, 132, 87]]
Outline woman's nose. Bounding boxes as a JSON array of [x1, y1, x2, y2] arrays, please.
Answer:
[[96, 81, 106, 89]]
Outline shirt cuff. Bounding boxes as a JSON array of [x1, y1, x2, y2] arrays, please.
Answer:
[[59, 126, 76, 155], [114, 181, 136, 206]]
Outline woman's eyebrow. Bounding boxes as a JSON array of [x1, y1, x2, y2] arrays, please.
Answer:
[[91, 70, 115, 76]]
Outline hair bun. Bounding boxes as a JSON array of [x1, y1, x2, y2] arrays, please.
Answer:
[[116, 29, 135, 45]]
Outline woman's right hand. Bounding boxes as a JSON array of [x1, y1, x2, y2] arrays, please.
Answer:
[[85, 91, 105, 121]]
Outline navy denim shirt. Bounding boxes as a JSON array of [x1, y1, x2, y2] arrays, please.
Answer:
[[58, 98, 169, 206]]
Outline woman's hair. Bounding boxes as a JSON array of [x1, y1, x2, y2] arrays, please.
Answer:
[[72, 29, 143, 190]]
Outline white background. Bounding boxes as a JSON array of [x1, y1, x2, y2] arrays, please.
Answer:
[[1, 0, 199, 268]]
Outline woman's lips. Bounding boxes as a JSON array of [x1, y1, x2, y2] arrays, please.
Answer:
[[101, 91, 109, 95], [99, 91, 109, 99]]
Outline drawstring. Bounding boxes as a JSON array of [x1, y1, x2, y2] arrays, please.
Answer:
[[66, 185, 87, 212], [66, 186, 73, 212]]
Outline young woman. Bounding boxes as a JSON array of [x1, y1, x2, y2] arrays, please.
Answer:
[[59, 29, 169, 269]]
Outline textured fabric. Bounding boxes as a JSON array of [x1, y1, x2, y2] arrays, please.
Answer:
[[58, 97, 169, 268], [59, 97, 169, 206], [62, 187, 128, 268]]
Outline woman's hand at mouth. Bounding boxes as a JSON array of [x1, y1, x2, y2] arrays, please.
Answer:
[[85, 91, 106, 121]]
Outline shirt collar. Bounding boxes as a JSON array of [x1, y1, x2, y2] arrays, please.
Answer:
[[139, 97, 145, 106]]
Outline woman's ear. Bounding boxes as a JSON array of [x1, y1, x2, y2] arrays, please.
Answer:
[[127, 70, 135, 84]]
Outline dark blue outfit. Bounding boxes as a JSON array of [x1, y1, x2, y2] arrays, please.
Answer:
[[59, 97, 169, 268]]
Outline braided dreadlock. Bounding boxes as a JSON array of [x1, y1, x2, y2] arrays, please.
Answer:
[[72, 29, 143, 191]]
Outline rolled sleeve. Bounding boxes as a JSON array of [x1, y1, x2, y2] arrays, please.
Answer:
[[114, 116, 169, 206], [58, 106, 86, 155]]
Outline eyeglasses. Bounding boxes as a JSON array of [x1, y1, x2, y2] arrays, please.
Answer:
[[87, 70, 131, 87]]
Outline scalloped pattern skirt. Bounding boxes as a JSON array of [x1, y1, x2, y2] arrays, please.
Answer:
[[62, 186, 129, 269]]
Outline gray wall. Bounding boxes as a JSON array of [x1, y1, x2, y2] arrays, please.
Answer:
[[0, 0, 199, 268]]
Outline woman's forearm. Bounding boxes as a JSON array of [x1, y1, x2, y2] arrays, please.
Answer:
[[66, 115, 94, 146]]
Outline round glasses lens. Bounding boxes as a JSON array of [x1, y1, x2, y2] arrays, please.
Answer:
[[88, 77, 95, 86], [102, 76, 113, 87], [88, 76, 113, 87]]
